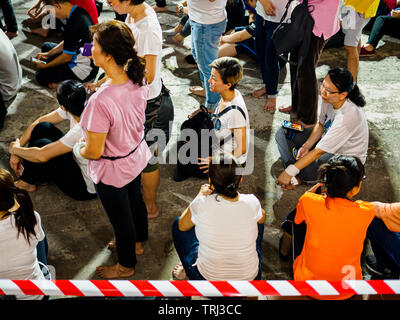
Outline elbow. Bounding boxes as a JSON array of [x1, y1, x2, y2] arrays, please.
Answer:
[[37, 152, 50, 163]]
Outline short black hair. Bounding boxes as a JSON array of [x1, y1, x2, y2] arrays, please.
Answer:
[[56, 80, 87, 117]]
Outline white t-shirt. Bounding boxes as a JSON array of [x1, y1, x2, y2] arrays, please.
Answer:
[[0, 29, 22, 101], [316, 99, 369, 164], [213, 90, 250, 165], [189, 193, 263, 280], [187, 0, 227, 24], [125, 8, 162, 100], [56, 108, 95, 194], [255, 0, 295, 23], [0, 211, 45, 300]]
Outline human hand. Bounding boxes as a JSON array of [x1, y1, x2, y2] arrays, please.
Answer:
[[198, 156, 212, 173], [260, 0, 276, 16], [176, 2, 184, 15], [85, 82, 98, 95], [27, 1, 43, 18], [32, 59, 47, 69], [199, 183, 213, 196], [276, 171, 296, 190], [296, 145, 309, 160], [391, 9, 400, 18], [9, 154, 23, 175], [35, 52, 50, 61], [307, 182, 324, 194], [9, 139, 21, 154]]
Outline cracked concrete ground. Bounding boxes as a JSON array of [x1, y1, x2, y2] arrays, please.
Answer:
[[1, 0, 400, 299]]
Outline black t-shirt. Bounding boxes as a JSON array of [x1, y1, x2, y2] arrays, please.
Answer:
[[63, 6, 93, 56]]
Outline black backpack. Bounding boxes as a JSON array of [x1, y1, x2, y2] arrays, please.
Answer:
[[271, 0, 315, 67], [174, 105, 246, 181]]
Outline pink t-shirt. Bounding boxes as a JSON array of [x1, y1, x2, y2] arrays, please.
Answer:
[[80, 81, 152, 188], [306, 0, 340, 40]]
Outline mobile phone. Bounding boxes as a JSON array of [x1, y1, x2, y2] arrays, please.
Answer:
[[80, 43, 93, 57], [282, 120, 304, 132], [31, 57, 47, 64]]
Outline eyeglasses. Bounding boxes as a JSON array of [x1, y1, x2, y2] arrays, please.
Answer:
[[107, 0, 118, 7], [320, 83, 340, 95]]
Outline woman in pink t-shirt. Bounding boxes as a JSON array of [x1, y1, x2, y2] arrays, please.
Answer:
[[79, 20, 152, 279]]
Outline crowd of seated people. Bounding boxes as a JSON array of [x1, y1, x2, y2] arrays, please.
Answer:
[[0, 0, 399, 302]]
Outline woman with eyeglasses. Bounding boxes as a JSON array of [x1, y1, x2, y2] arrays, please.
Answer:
[[275, 68, 368, 190]]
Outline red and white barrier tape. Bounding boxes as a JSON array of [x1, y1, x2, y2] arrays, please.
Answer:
[[0, 280, 399, 297]]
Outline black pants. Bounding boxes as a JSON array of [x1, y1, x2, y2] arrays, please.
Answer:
[[35, 42, 98, 87], [0, 0, 18, 32], [95, 175, 148, 268], [281, 208, 307, 261], [20, 122, 96, 201], [290, 34, 327, 125]]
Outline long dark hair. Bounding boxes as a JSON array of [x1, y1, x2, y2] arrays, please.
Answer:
[[0, 169, 37, 244], [328, 68, 366, 107], [208, 153, 242, 199], [90, 20, 146, 86], [318, 155, 365, 200]]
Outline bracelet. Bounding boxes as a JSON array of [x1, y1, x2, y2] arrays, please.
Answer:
[[285, 164, 300, 177]]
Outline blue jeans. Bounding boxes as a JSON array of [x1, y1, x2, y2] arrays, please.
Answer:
[[275, 126, 334, 182], [367, 218, 400, 272], [172, 217, 264, 280], [190, 19, 227, 111], [254, 14, 280, 96]]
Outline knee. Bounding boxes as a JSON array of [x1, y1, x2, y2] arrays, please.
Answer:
[[32, 121, 54, 136], [41, 42, 54, 52]]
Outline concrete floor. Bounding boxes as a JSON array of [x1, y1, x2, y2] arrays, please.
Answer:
[[1, 0, 400, 300]]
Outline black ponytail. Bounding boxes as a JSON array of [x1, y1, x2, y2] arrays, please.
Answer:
[[0, 169, 37, 244], [125, 52, 146, 86], [328, 68, 366, 107], [208, 153, 242, 199], [318, 155, 365, 200]]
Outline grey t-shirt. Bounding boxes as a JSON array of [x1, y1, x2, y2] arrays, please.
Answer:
[[0, 29, 22, 101]]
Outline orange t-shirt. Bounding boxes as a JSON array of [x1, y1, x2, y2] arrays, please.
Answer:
[[293, 192, 375, 300]]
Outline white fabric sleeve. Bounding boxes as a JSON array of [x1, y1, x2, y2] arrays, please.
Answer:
[[56, 107, 69, 120], [33, 211, 45, 242], [227, 109, 246, 129], [59, 124, 83, 149], [189, 195, 204, 225], [316, 110, 360, 154]]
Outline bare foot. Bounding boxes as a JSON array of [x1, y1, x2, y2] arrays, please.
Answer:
[[189, 86, 206, 97], [264, 97, 276, 112], [30, 27, 49, 38], [173, 33, 184, 44], [108, 240, 144, 255], [148, 209, 159, 219], [252, 87, 266, 98], [15, 180, 37, 192], [278, 105, 292, 114], [172, 262, 188, 280], [96, 263, 135, 279], [152, 5, 169, 12]]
